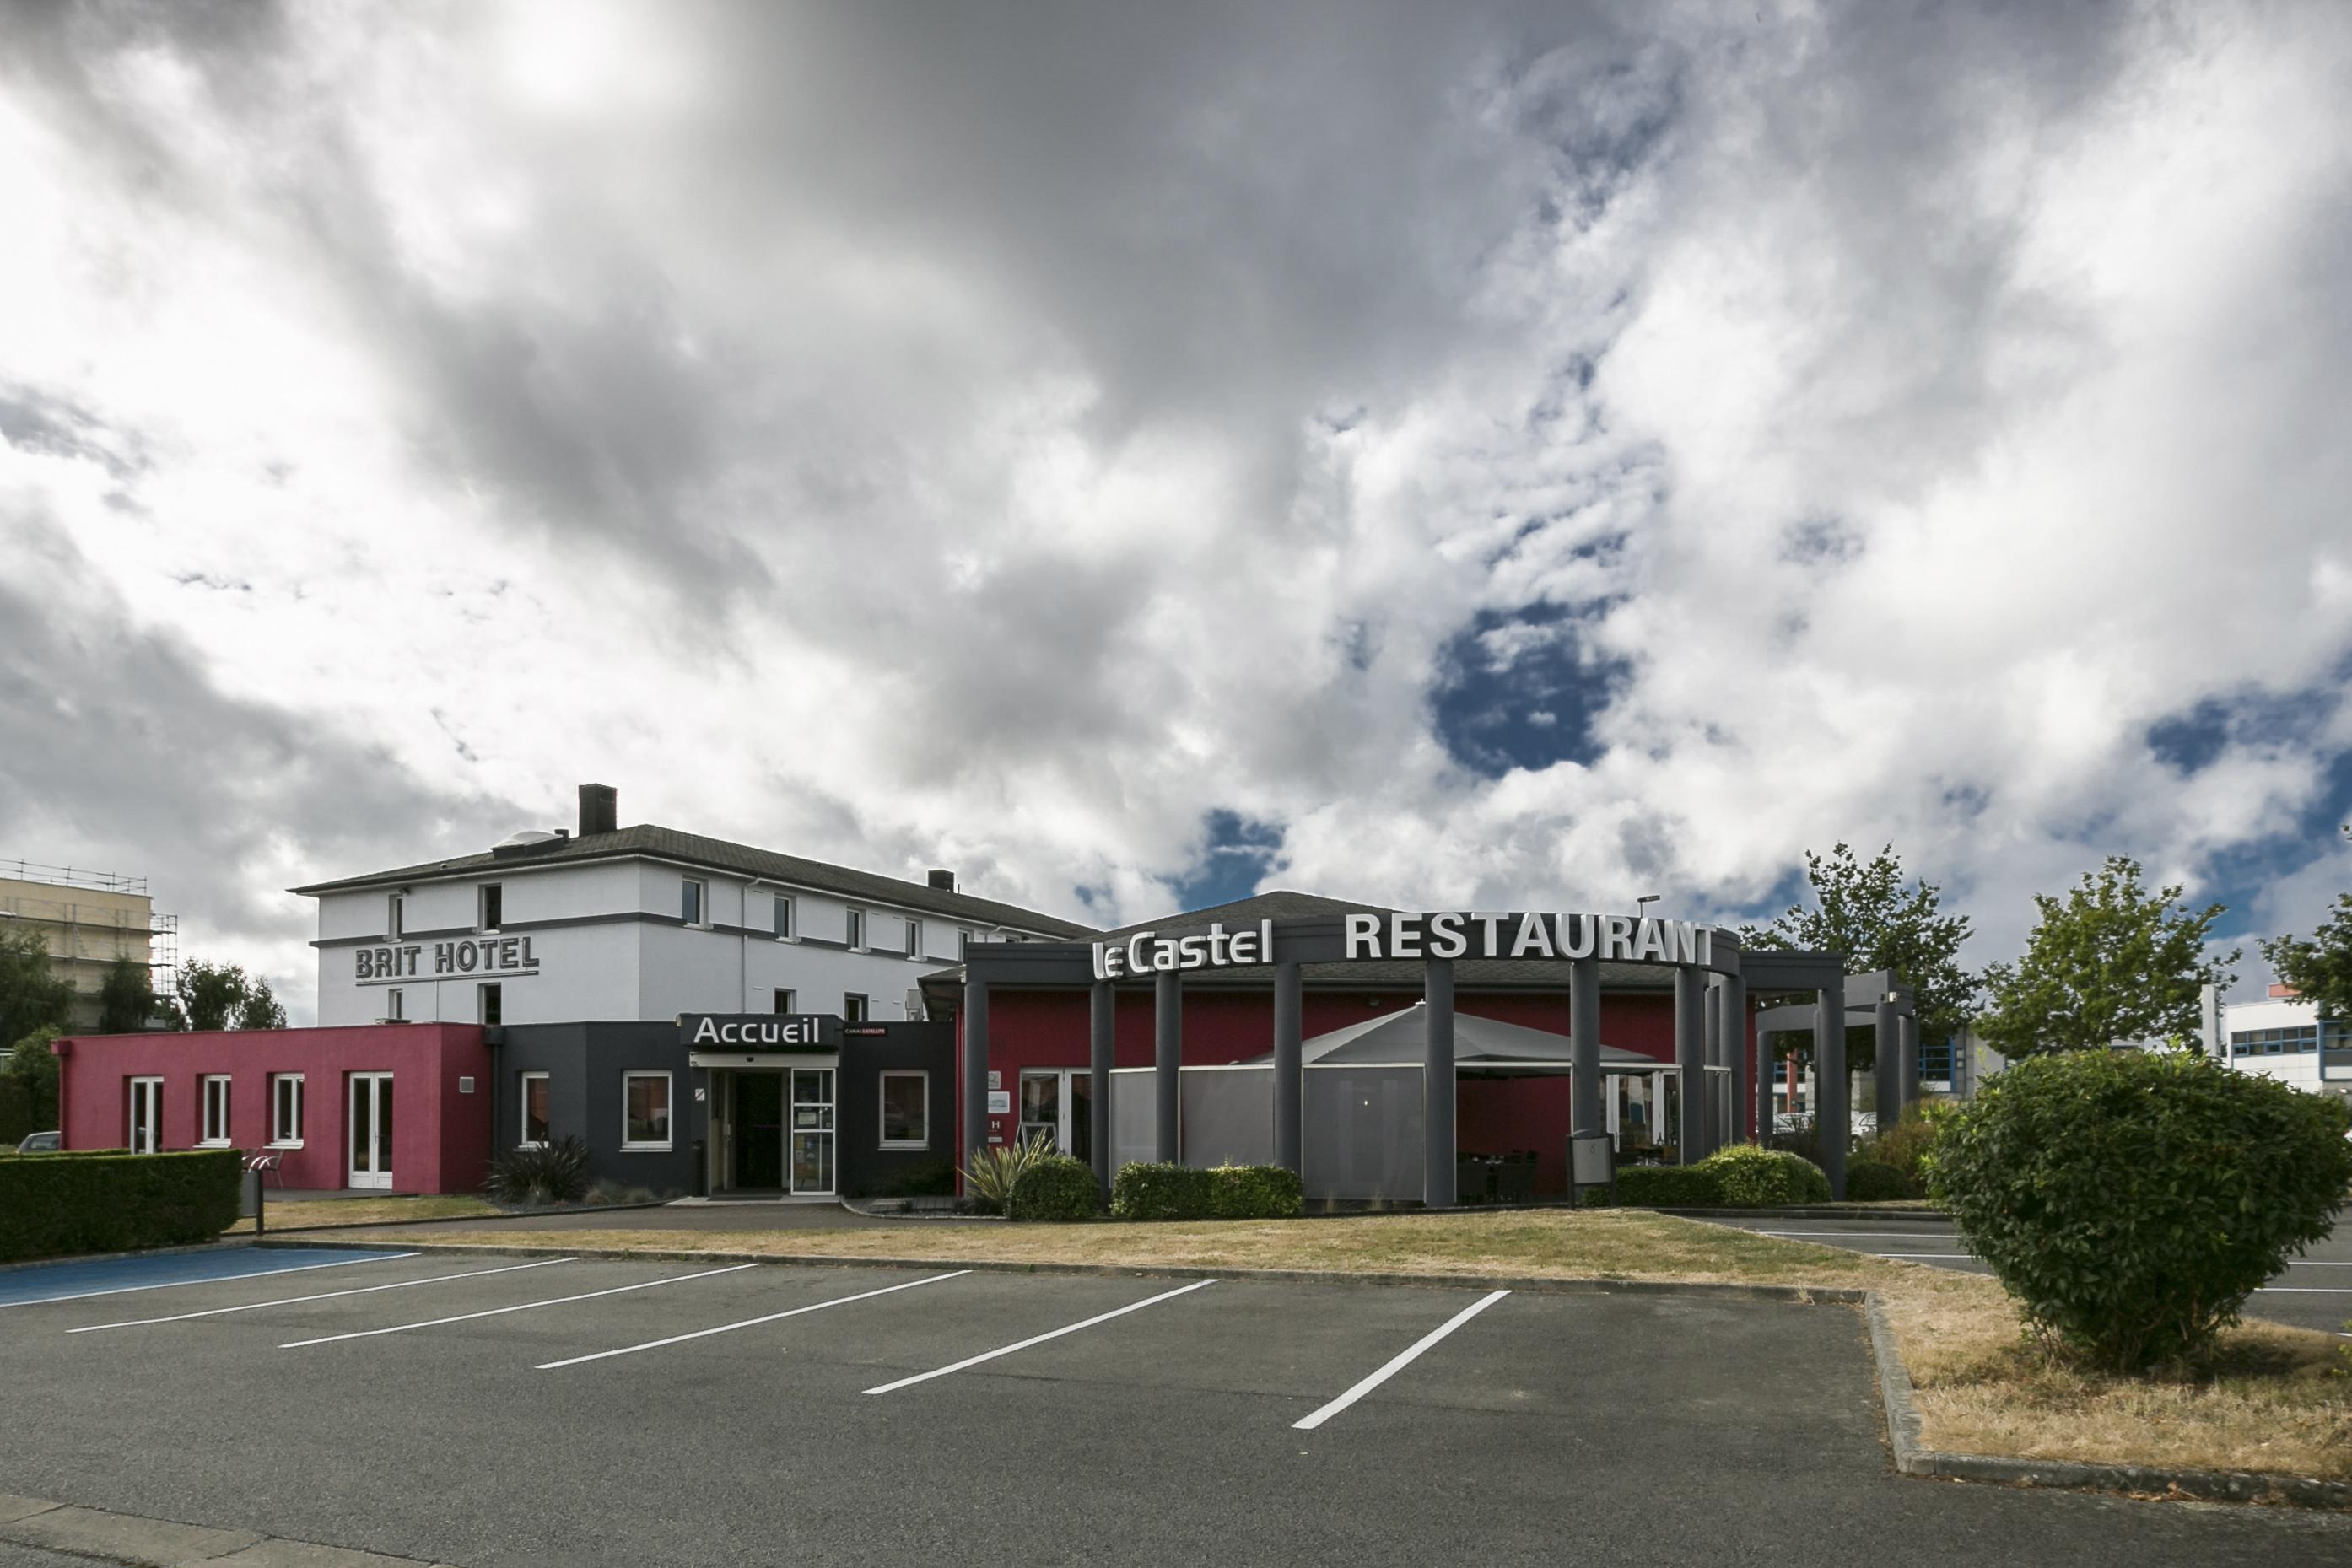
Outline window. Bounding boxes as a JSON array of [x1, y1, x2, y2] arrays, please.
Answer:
[[520, 1071, 550, 1146], [844, 908, 866, 949], [623, 1072, 672, 1150], [269, 1074, 305, 1145], [958, 928, 974, 957], [480, 882, 503, 932], [843, 993, 868, 1022], [385, 988, 405, 1021], [128, 1076, 163, 1155], [773, 989, 797, 1015], [904, 918, 923, 959], [774, 894, 796, 940], [480, 983, 503, 1026], [200, 1075, 232, 1146], [387, 892, 404, 939], [880, 1071, 928, 1149], [681, 877, 707, 926]]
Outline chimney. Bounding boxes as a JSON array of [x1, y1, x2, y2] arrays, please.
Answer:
[[927, 869, 956, 892], [578, 783, 618, 838]]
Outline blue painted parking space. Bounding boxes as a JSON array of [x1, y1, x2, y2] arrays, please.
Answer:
[[0, 1247, 411, 1308]]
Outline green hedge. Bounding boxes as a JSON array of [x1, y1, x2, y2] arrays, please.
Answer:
[[1612, 1165, 1724, 1205], [1843, 1160, 1919, 1202], [0, 1150, 243, 1264], [1006, 1154, 1100, 1220], [1110, 1161, 1303, 1220], [1702, 1144, 1832, 1205]]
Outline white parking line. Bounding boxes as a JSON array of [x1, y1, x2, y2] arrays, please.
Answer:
[[69, 1258, 576, 1333], [864, 1278, 1218, 1394], [1292, 1290, 1510, 1431], [1872, 1253, 1977, 1260], [1755, 1231, 1959, 1241], [537, 1269, 969, 1369], [279, 1263, 757, 1348], [2254, 1287, 2352, 1295], [0, 1253, 419, 1309]]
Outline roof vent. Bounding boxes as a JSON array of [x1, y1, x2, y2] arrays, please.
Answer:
[[927, 869, 956, 892]]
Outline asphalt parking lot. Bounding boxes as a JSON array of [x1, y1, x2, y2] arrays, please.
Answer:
[[1699, 1212, 2352, 1335], [3, 1247, 2349, 1566]]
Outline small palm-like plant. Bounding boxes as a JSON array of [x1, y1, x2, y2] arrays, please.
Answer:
[[486, 1134, 592, 1206], [960, 1131, 1055, 1215]]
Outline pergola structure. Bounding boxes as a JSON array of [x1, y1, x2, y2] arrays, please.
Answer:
[[956, 909, 1855, 1200], [1755, 969, 1923, 1194]]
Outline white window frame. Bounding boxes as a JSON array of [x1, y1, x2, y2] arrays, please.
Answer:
[[479, 881, 503, 933], [843, 993, 868, 1023], [269, 1073, 305, 1147], [199, 1075, 233, 1147], [622, 1070, 673, 1152], [904, 918, 923, 959], [774, 893, 796, 940], [128, 1075, 164, 1155], [773, 988, 797, 1015], [958, 927, 974, 957], [519, 1070, 550, 1149], [387, 892, 404, 940], [879, 1070, 929, 1150], [681, 877, 708, 928], [385, 987, 404, 1021], [845, 908, 866, 950], [479, 981, 503, 1026]]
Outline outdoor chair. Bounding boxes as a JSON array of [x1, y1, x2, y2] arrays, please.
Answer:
[[244, 1149, 288, 1188]]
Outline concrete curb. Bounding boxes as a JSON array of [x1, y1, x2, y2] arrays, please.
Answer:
[[1659, 1205, 1951, 1221], [0, 1493, 461, 1566], [250, 1237, 1866, 1304], [241, 1199, 672, 1237], [1861, 1296, 2352, 1511]]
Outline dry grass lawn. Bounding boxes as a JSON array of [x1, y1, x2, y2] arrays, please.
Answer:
[[301, 1207, 2351, 1484]]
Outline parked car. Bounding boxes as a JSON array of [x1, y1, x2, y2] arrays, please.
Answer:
[[14, 1131, 60, 1154]]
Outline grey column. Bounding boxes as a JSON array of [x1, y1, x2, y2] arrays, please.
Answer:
[[1675, 968, 1705, 1163], [1569, 956, 1604, 1139], [1899, 1013, 1920, 1112], [961, 975, 989, 1191], [1725, 969, 1749, 1143], [1704, 980, 1724, 1158], [1817, 989, 1847, 1199], [1875, 997, 1898, 1141], [1423, 957, 1455, 1208], [1154, 970, 1181, 1164], [1273, 961, 1303, 1178], [1089, 980, 1115, 1200]]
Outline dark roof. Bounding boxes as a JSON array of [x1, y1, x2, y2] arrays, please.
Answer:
[[289, 823, 1098, 939], [1090, 888, 1396, 942], [1241, 1010, 1666, 1068]]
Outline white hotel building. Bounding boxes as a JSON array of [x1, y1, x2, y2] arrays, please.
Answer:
[[2222, 986, 2348, 1095], [295, 784, 1093, 1028]]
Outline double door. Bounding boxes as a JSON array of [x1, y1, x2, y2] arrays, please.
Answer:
[[348, 1072, 393, 1189], [1018, 1070, 1092, 1161], [719, 1069, 834, 1194]]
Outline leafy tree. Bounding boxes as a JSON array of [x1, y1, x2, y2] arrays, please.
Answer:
[[1979, 856, 2237, 1058], [173, 960, 287, 1032], [1740, 843, 1980, 1073], [98, 957, 158, 1033], [3, 1024, 62, 1129], [2259, 825, 2352, 1021], [0, 925, 76, 1049]]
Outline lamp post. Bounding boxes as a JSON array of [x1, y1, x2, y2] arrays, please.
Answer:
[[1634, 894, 1659, 919]]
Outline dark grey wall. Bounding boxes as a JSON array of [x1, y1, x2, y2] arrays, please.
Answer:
[[492, 1020, 953, 1198]]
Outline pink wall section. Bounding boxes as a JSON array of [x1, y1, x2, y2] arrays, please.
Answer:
[[53, 1024, 492, 1194]]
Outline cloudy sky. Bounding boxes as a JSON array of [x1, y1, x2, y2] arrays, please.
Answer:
[[3, 0, 2349, 1022]]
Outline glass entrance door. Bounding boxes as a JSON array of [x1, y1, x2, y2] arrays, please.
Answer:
[[128, 1077, 162, 1154], [790, 1070, 834, 1194], [728, 1071, 785, 1191], [348, 1073, 393, 1189], [1018, 1070, 1092, 1158]]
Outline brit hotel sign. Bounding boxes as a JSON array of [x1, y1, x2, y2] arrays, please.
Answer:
[[354, 937, 542, 986], [1092, 912, 1720, 979]]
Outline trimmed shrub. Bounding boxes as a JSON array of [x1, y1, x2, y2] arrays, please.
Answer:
[[1700, 1144, 1833, 1206], [1006, 1154, 1100, 1221], [1110, 1162, 1303, 1220], [1111, 1161, 1213, 1220], [0, 1149, 241, 1263], [1208, 1162, 1303, 1219], [877, 1158, 956, 1198], [1612, 1165, 1724, 1206], [961, 1132, 1055, 1216], [485, 1134, 591, 1205], [1842, 1160, 1918, 1202], [1863, 1103, 1948, 1190], [1931, 1048, 2352, 1371]]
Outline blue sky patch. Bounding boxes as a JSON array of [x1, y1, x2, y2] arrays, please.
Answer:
[[1432, 601, 1630, 777]]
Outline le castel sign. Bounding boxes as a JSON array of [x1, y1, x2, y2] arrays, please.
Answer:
[[1093, 912, 1721, 981], [675, 1013, 843, 1052]]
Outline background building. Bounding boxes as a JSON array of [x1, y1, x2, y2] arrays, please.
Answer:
[[0, 859, 175, 1032], [2223, 985, 2347, 1092]]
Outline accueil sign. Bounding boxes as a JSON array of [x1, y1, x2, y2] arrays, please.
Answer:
[[1093, 913, 1716, 980]]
